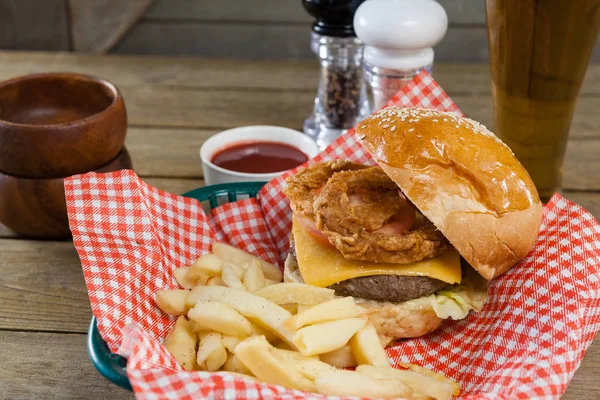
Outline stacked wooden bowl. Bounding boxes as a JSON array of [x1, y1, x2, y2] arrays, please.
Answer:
[[0, 73, 133, 238]]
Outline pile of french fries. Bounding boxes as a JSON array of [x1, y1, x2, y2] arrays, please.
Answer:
[[155, 243, 460, 400]]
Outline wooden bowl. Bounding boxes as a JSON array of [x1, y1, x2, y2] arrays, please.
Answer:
[[0, 148, 133, 239], [0, 73, 127, 178]]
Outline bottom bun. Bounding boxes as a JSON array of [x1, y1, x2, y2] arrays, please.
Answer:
[[284, 252, 443, 347]]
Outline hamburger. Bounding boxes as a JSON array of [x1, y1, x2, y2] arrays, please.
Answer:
[[283, 107, 543, 346]]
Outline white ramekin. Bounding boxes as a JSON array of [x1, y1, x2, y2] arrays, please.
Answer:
[[200, 126, 319, 186]]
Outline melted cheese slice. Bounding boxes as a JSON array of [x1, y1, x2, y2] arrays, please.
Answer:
[[292, 217, 461, 287]]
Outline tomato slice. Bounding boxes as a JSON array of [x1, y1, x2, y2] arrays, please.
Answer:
[[296, 215, 333, 247], [373, 194, 416, 234]]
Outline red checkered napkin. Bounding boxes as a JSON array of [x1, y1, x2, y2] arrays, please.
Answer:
[[66, 70, 600, 399]]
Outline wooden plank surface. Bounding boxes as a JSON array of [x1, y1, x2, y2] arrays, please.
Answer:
[[126, 127, 212, 177], [113, 22, 550, 62], [144, 0, 485, 25], [1, 52, 600, 96], [115, 22, 599, 62], [564, 337, 600, 400], [0, 0, 70, 51], [0, 51, 320, 90], [0, 52, 598, 399], [0, 331, 132, 399], [68, 0, 152, 52], [114, 21, 312, 59], [119, 86, 313, 128], [115, 87, 600, 139], [145, 0, 311, 23], [0, 240, 91, 333]]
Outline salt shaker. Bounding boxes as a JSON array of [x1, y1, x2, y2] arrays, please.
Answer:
[[302, 0, 369, 148], [354, 0, 448, 112]]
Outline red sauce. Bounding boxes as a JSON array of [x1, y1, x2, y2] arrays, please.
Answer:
[[211, 141, 308, 174]]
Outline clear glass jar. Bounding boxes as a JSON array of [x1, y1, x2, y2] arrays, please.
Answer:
[[363, 63, 432, 112], [304, 32, 369, 148]]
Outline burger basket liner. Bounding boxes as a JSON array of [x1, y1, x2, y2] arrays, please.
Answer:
[[66, 70, 600, 399]]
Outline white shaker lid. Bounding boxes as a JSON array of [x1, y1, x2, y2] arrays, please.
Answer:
[[354, 0, 448, 70]]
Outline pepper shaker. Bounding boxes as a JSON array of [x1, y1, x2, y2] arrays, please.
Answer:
[[354, 0, 448, 112], [302, 0, 369, 148]]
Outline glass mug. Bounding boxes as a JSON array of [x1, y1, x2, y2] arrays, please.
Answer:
[[486, 0, 600, 202]]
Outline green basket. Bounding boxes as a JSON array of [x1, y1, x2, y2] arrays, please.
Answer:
[[87, 181, 267, 391]]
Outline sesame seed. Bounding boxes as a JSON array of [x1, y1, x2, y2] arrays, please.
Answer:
[[455, 125, 460, 128], [383, 124, 390, 128], [391, 126, 396, 131], [432, 119, 438, 122], [443, 118, 448, 122], [408, 128, 415, 132]]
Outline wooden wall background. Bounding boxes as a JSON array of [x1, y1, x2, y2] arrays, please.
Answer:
[[1, 0, 599, 61]]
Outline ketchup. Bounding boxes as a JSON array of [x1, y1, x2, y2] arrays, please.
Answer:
[[211, 141, 308, 174]]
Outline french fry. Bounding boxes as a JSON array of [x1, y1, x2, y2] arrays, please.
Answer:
[[398, 362, 461, 396], [349, 324, 391, 367], [188, 300, 253, 338], [249, 322, 278, 343], [221, 335, 241, 353], [273, 349, 336, 380], [272, 339, 295, 351], [221, 263, 246, 290], [284, 297, 360, 329], [356, 365, 456, 400], [280, 303, 299, 314], [221, 371, 258, 382], [223, 352, 237, 373], [293, 318, 367, 356], [297, 304, 311, 313], [235, 336, 315, 391], [319, 345, 357, 368], [189, 254, 222, 280], [163, 316, 197, 371], [243, 260, 266, 292], [207, 276, 226, 286], [315, 369, 412, 398], [173, 267, 202, 289], [196, 332, 228, 372], [265, 279, 280, 286], [190, 320, 210, 332], [231, 353, 253, 376], [254, 283, 335, 306], [186, 286, 296, 346], [226, 262, 247, 278], [212, 242, 282, 281], [273, 348, 319, 362], [155, 289, 190, 315]]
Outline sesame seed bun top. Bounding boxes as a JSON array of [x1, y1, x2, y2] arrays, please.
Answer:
[[356, 107, 543, 280]]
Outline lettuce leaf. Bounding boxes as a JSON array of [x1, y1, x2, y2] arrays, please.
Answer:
[[431, 266, 489, 320]]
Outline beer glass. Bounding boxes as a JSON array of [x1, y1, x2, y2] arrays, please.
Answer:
[[486, 0, 600, 202]]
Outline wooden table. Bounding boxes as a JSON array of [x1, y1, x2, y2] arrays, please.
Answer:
[[0, 51, 598, 399]]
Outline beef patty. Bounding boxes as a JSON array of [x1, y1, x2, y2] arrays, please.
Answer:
[[287, 241, 448, 302], [329, 275, 448, 302]]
